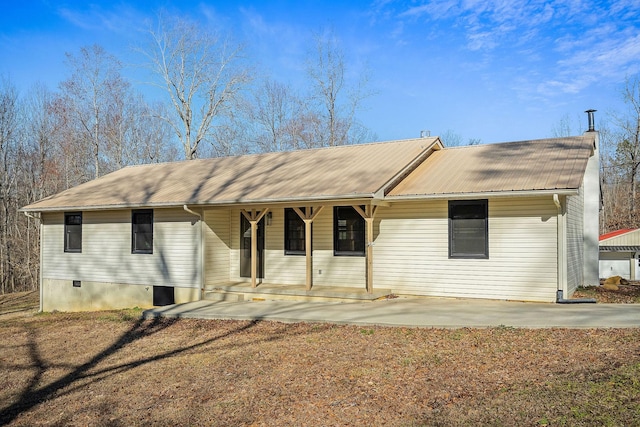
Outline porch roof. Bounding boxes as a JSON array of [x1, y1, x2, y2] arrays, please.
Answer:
[[22, 138, 440, 212], [386, 135, 595, 198]]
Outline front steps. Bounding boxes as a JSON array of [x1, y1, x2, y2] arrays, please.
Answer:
[[204, 283, 393, 303]]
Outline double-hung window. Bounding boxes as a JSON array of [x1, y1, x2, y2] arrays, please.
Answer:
[[333, 206, 365, 256], [448, 200, 488, 259], [132, 209, 153, 254], [64, 212, 82, 253], [284, 208, 307, 255]]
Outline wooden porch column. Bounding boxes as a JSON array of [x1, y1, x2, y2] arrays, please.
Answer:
[[293, 206, 324, 291], [241, 208, 270, 288], [251, 221, 257, 287], [304, 219, 313, 290], [353, 205, 378, 294]]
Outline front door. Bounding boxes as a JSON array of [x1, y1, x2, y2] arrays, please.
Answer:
[[240, 214, 265, 278]]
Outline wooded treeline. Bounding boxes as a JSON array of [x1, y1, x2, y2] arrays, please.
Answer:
[[0, 17, 373, 294], [1, 14, 639, 293], [599, 77, 640, 233]]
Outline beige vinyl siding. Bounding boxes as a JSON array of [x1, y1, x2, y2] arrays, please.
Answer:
[[228, 207, 365, 288], [41, 208, 201, 288], [263, 208, 306, 285], [229, 210, 242, 281], [204, 208, 231, 286], [311, 207, 365, 288], [566, 183, 585, 294], [373, 198, 558, 302]]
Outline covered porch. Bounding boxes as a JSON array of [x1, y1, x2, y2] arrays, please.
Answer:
[[202, 201, 388, 300]]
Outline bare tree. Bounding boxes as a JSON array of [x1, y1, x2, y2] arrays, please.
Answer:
[[0, 77, 19, 294], [60, 45, 130, 179], [306, 28, 373, 147], [287, 109, 324, 149], [132, 101, 178, 163], [102, 82, 134, 171], [612, 76, 640, 222], [0, 79, 46, 293], [440, 129, 463, 147], [50, 95, 93, 189], [139, 14, 251, 159], [22, 82, 71, 212], [440, 130, 481, 147], [0, 46, 187, 294], [551, 113, 576, 137], [249, 79, 300, 152], [102, 91, 176, 170]]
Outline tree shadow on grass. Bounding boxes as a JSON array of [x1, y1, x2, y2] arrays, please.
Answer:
[[0, 315, 263, 425]]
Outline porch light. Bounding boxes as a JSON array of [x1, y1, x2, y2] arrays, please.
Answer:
[[266, 211, 273, 225]]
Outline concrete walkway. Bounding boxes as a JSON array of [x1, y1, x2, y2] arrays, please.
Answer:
[[143, 297, 640, 328]]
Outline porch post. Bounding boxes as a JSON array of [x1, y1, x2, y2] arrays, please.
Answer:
[[250, 219, 258, 288], [241, 208, 270, 288], [293, 206, 325, 291], [353, 205, 377, 294], [304, 219, 313, 291], [365, 215, 374, 294]]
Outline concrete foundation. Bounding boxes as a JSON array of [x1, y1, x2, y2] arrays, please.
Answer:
[[41, 278, 200, 312]]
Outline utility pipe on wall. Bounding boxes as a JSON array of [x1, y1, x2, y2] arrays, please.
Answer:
[[552, 195, 596, 304]]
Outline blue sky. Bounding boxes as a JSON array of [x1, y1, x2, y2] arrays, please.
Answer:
[[1, 1, 639, 144]]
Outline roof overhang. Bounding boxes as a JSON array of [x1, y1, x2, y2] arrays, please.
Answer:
[[21, 194, 386, 213], [384, 188, 579, 201], [599, 246, 640, 252], [23, 187, 581, 213]]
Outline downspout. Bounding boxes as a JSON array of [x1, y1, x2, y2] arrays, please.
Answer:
[[183, 205, 205, 301], [24, 212, 44, 312], [183, 205, 201, 220], [552, 196, 596, 304]]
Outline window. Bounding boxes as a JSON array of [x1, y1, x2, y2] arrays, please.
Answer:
[[285, 208, 307, 255], [132, 209, 153, 254], [334, 206, 365, 256], [449, 200, 488, 259], [64, 212, 82, 253]]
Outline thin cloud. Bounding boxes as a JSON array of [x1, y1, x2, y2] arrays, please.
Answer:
[[376, 0, 640, 102], [57, 4, 145, 35], [544, 32, 640, 96], [238, 8, 307, 74], [57, 7, 99, 31], [399, 1, 458, 19]]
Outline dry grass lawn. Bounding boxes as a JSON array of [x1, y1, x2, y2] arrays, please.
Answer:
[[0, 291, 639, 426]]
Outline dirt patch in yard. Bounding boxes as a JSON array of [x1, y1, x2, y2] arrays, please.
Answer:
[[0, 294, 639, 426]]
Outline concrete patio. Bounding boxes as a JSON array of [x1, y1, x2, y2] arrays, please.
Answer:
[[143, 297, 640, 328]]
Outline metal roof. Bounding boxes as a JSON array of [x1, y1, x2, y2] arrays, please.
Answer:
[[600, 229, 638, 242], [22, 138, 440, 212], [387, 135, 595, 198], [599, 228, 640, 246]]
